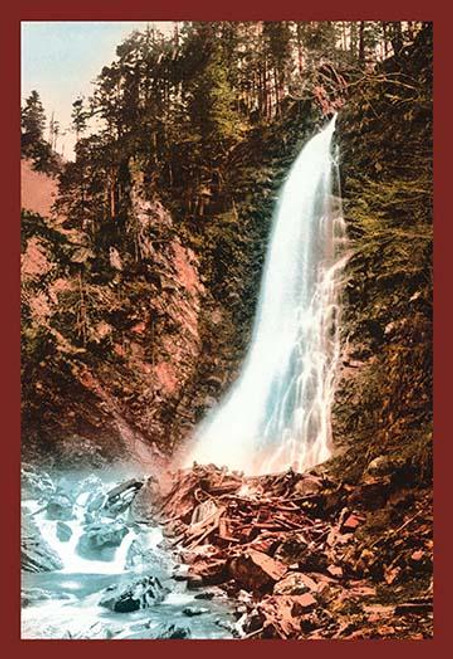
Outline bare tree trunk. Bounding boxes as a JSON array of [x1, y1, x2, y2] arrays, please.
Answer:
[[382, 22, 389, 58], [358, 21, 365, 65]]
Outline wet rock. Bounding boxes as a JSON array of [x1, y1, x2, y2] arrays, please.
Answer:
[[75, 474, 103, 497], [154, 624, 191, 639], [46, 493, 74, 520], [21, 516, 63, 572], [182, 606, 209, 617], [99, 575, 169, 612], [103, 478, 144, 517], [21, 588, 73, 607], [56, 521, 73, 542], [215, 618, 240, 637], [187, 575, 204, 589], [125, 538, 156, 570], [21, 463, 55, 500], [77, 521, 129, 561], [194, 591, 216, 600], [229, 550, 287, 593], [172, 564, 190, 580], [85, 490, 108, 516]]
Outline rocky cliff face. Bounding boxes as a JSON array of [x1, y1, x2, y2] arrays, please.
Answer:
[[21, 170, 205, 468]]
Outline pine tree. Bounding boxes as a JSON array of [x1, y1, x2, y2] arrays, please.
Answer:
[[71, 97, 88, 142], [21, 90, 59, 173], [21, 90, 46, 154]]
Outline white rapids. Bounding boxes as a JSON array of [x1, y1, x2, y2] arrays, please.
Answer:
[[188, 115, 347, 475]]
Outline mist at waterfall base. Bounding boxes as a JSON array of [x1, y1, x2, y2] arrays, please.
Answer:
[[187, 116, 347, 476]]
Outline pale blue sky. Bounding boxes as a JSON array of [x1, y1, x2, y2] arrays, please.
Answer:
[[21, 21, 174, 158]]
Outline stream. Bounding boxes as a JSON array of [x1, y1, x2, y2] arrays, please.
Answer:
[[21, 466, 237, 640]]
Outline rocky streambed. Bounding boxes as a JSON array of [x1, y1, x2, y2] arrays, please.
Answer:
[[21, 460, 433, 640], [21, 465, 238, 640]]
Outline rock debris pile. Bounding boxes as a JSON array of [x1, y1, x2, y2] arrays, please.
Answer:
[[157, 463, 433, 639]]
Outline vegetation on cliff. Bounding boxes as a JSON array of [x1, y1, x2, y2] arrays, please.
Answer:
[[334, 26, 432, 483]]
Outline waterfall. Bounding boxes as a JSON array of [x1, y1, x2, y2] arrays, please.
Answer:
[[188, 115, 347, 475]]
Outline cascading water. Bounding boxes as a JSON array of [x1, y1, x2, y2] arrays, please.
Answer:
[[188, 115, 347, 475], [21, 470, 237, 639]]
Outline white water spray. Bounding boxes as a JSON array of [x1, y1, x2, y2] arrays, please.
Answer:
[[188, 115, 347, 475]]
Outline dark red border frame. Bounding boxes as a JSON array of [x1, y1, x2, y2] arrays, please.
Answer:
[[1, 2, 449, 657]]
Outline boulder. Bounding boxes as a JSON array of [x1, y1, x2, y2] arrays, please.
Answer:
[[341, 514, 361, 532], [274, 534, 328, 572], [292, 475, 324, 497], [187, 557, 228, 587], [273, 534, 309, 564], [99, 575, 168, 612], [154, 624, 191, 639], [46, 493, 74, 521], [56, 521, 73, 542], [182, 606, 209, 617], [327, 565, 344, 579], [366, 456, 393, 477], [103, 478, 144, 517], [77, 521, 129, 561], [229, 550, 287, 593], [190, 498, 219, 526]]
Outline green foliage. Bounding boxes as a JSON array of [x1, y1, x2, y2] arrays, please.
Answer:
[[71, 96, 88, 139], [334, 25, 433, 484], [21, 90, 60, 174], [21, 90, 45, 145]]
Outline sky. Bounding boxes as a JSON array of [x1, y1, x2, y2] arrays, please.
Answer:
[[21, 21, 174, 159]]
